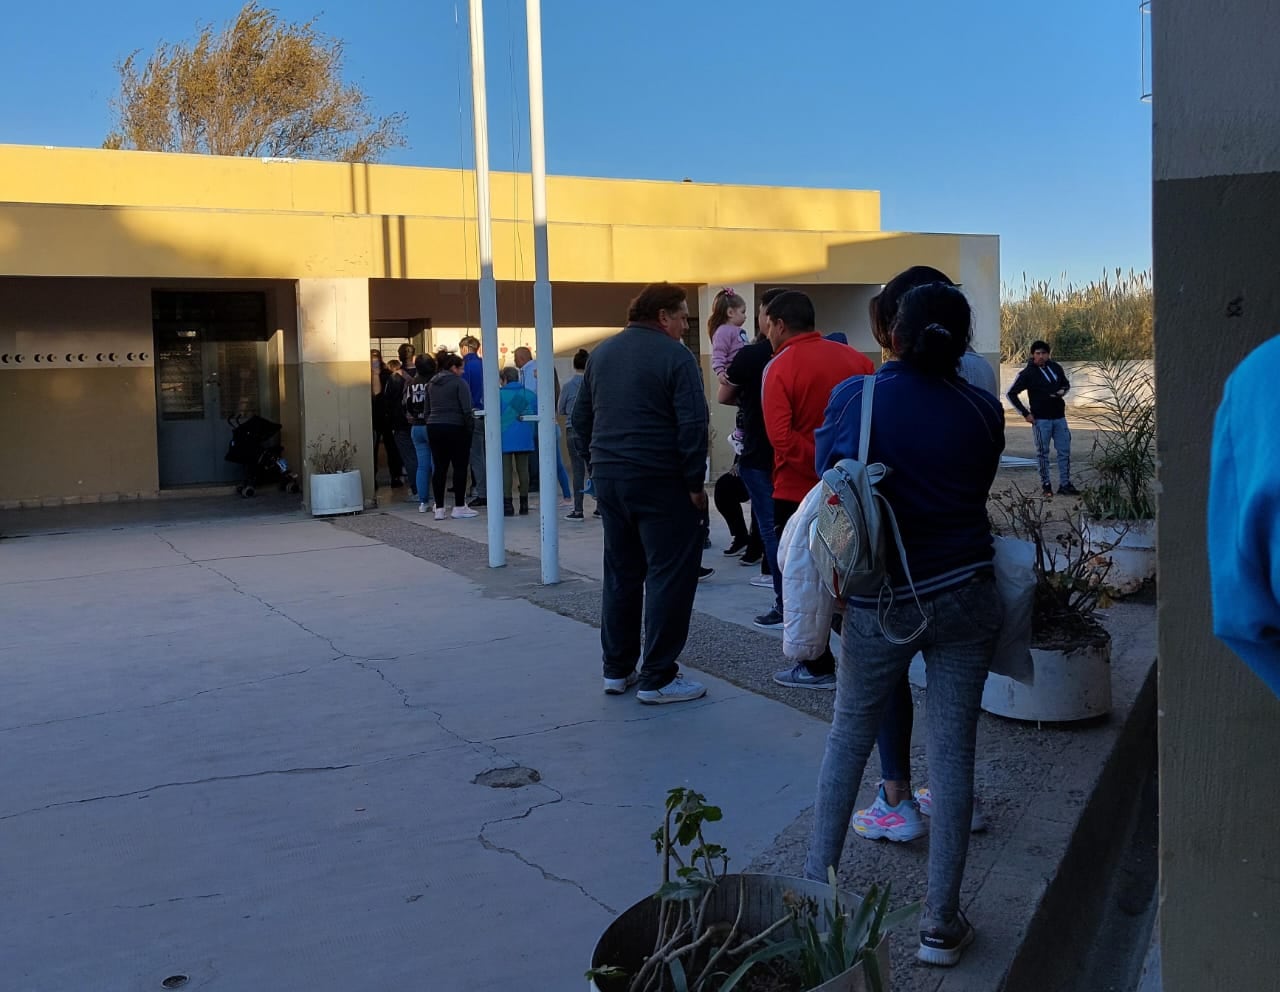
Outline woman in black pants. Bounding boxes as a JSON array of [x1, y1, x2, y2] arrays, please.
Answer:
[[426, 353, 478, 520]]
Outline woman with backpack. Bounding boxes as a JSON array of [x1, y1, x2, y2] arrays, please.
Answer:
[[802, 280, 1005, 968]]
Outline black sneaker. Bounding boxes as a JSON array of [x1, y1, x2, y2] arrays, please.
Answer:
[[592, 508, 602, 518], [917, 911, 975, 967], [753, 608, 783, 628], [1058, 483, 1080, 496], [698, 566, 714, 582], [723, 537, 749, 556], [739, 549, 763, 566], [468, 496, 487, 508], [564, 510, 584, 520], [1041, 485, 1053, 498]]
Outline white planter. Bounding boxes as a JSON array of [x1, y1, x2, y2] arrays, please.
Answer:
[[909, 639, 1112, 722], [1083, 517, 1156, 596], [309, 469, 363, 516], [981, 639, 1112, 722]]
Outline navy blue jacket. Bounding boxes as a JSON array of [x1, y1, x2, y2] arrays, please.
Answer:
[[815, 362, 1005, 596]]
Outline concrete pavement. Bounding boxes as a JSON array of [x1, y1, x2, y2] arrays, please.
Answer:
[[1, 510, 832, 992]]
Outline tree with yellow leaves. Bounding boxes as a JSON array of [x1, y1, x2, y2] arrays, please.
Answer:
[[104, 2, 407, 163]]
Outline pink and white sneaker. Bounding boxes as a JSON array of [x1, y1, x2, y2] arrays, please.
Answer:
[[851, 785, 927, 842], [914, 787, 988, 833]]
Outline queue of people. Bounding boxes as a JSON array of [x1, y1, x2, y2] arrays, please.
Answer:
[[565, 274, 1015, 970], [374, 275, 1031, 969]]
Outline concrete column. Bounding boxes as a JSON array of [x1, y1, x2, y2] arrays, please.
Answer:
[[1154, 1, 1280, 988], [957, 235, 1001, 375], [697, 282, 754, 478], [296, 278, 376, 509]]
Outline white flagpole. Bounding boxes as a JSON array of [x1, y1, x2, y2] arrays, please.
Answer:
[[468, 0, 505, 567], [526, 0, 559, 584]]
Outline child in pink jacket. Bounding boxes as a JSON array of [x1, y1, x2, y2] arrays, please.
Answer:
[[708, 287, 748, 386]]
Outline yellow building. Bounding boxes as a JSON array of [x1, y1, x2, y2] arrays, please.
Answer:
[[0, 144, 998, 509]]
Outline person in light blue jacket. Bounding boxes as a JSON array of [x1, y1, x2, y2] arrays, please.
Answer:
[[499, 366, 536, 517], [1209, 335, 1280, 698]]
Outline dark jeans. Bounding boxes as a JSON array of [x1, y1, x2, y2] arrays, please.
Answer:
[[393, 428, 417, 495], [375, 421, 403, 482], [596, 475, 703, 691], [713, 471, 763, 561], [428, 424, 472, 508], [566, 428, 588, 513], [739, 465, 780, 609], [878, 676, 914, 782], [774, 496, 835, 676]]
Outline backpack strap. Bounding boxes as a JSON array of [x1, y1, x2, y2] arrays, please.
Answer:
[[858, 374, 875, 464], [874, 494, 929, 645], [860, 374, 928, 644]]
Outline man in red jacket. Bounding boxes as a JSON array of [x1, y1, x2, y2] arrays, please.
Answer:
[[762, 290, 875, 688]]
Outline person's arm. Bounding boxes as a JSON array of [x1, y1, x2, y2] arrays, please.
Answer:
[[1210, 382, 1280, 695], [571, 367, 594, 464], [555, 381, 570, 418], [1006, 368, 1032, 420], [672, 353, 710, 496], [458, 378, 473, 419], [1055, 362, 1070, 397], [762, 362, 794, 456]]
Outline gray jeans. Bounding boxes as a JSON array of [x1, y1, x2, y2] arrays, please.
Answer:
[[803, 575, 1001, 927], [468, 416, 486, 499]]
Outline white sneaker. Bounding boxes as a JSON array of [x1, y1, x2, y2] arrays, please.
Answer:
[[750, 574, 773, 588], [433, 507, 447, 521], [603, 671, 640, 695], [418, 502, 428, 513], [915, 787, 988, 832], [636, 675, 707, 705], [452, 506, 479, 519]]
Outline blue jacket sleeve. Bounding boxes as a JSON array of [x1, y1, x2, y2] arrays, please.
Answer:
[[1209, 368, 1280, 697]]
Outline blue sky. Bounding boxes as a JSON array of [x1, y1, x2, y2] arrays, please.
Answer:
[[0, 0, 1151, 287]]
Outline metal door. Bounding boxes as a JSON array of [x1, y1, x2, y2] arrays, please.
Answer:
[[154, 292, 269, 487]]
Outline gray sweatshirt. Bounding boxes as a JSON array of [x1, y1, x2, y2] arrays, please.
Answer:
[[571, 324, 708, 491], [425, 371, 473, 427]]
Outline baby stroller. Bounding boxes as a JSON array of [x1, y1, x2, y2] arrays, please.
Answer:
[[225, 414, 301, 498]]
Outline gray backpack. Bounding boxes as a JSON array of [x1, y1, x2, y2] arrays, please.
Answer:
[[810, 375, 927, 644]]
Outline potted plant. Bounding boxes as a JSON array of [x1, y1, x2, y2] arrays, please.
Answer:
[[982, 485, 1117, 722], [587, 788, 915, 992], [1078, 359, 1156, 596], [306, 434, 362, 516]]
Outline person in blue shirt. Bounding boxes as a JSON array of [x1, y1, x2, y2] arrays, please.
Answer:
[[1210, 334, 1280, 698], [498, 366, 536, 516], [803, 281, 1004, 968], [460, 335, 487, 506]]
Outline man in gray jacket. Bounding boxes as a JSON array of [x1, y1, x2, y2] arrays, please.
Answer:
[[572, 283, 709, 704]]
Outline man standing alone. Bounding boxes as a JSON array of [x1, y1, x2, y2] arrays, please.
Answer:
[[762, 290, 875, 689], [572, 283, 709, 704], [1006, 340, 1078, 497]]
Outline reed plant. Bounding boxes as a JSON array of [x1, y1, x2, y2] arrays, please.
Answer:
[[1001, 269, 1152, 362]]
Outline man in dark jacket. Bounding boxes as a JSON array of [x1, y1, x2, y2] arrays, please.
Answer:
[[572, 282, 709, 705], [1006, 340, 1078, 497]]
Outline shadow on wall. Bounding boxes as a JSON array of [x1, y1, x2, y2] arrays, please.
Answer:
[[0, 205, 353, 506]]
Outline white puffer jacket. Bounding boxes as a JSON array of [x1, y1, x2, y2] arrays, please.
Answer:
[[779, 483, 837, 662]]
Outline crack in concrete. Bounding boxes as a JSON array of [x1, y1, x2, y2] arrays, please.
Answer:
[[0, 667, 314, 734], [478, 784, 618, 917], [113, 892, 223, 910], [0, 764, 358, 822], [187, 543, 381, 563]]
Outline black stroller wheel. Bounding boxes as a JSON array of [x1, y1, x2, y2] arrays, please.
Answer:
[[242, 485, 256, 498]]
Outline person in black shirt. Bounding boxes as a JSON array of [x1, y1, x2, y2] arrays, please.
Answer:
[[720, 288, 783, 627], [1006, 340, 1078, 497]]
